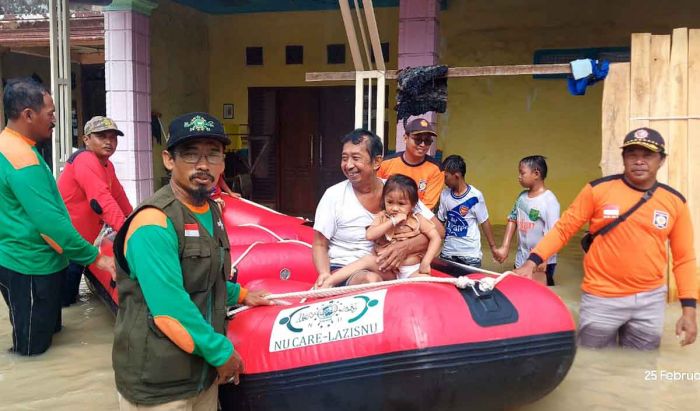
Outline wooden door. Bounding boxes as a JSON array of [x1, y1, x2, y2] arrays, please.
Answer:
[[277, 88, 319, 216], [317, 87, 355, 203], [248, 88, 277, 207]]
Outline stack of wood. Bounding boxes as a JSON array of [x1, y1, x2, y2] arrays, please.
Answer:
[[601, 28, 700, 301]]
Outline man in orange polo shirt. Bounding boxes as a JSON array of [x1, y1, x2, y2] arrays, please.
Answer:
[[515, 128, 697, 350], [378, 118, 443, 210]]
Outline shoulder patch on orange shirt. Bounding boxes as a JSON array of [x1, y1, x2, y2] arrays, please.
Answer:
[[154, 315, 195, 353], [657, 183, 686, 203], [124, 207, 168, 254], [0, 132, 39, 170], [590, 174, 622, 187], [424, 155, 443, 170]]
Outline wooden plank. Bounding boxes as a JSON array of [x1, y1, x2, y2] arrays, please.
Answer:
[[667, 28, 689, 302], [600, 63, 630, 176], [688, 29, 700, 300], [630, 33, 652, 130], [305, 64, 572, 82], [446, 64, 571, 77], [668, 28, 688, 194], [339, 0, 365, 71], [354, 0, 374, 68], [649, 35, 671, 184], [648, 34, 673, 301], [362, 0, 386, 71]]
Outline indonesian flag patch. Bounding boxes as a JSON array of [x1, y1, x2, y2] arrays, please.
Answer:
[[184, 223, 200, 237], [603, 204, 620, 219]]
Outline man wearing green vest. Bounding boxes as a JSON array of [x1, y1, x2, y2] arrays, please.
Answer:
[[0, 77, 114, 356], [112, 112, 270, 410]]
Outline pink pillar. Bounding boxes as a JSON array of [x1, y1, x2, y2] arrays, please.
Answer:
[[104, 6, 155, 205], [396, 0, 440, 153]]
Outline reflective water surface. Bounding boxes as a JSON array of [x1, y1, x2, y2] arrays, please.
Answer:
[[1, 230, 698, 410]]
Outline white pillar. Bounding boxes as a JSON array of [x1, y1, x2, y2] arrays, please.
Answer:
[[49, 0, 72, 176], [396, 0, 440, 154], [104, 0, 157, 204]]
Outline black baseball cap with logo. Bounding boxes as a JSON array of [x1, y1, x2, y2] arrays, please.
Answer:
[[620, 127, 665, 154], [167, 112, 230, 150]]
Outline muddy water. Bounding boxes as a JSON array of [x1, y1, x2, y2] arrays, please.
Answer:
[[1, 230, 698, 410]]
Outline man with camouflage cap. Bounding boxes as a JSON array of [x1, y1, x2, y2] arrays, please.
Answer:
[[111, 112, 270, 410], [58, 115, 133, 306]]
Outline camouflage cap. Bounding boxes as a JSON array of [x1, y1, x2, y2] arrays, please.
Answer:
[[84, 116, 124, 136]]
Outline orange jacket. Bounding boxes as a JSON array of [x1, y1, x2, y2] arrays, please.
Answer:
[[530, 175, 697, 303]]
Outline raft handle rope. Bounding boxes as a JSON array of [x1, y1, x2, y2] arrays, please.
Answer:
[[237, 223, 284, 242], [227, 270, 513, 318], [238, 223, 311, 248], [238, 197, 309, 222], [233, 223, 312, 248]]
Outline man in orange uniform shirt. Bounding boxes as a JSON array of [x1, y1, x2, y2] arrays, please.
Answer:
[[516, 128, 697, 350], [378, 118, 443, 210]]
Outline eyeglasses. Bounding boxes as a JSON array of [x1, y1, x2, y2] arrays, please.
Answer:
[[176, 151, 225, 165], [410, 135, 434, 146]]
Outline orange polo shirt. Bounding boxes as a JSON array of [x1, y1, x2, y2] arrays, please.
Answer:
[[378, 152, 443, 210], [531, 174, 697, 301]]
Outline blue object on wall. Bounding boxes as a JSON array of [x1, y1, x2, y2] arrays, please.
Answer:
[[567, 59, 610, 96], [533, 47, 628, 79]]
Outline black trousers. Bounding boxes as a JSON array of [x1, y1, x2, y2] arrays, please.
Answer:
[[61, 262, 85, 307], [0, 265, 64, 356], [545, 263, 557, 286]]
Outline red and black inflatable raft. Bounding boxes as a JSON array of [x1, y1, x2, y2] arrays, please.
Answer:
[[85, 195, 576, 411]]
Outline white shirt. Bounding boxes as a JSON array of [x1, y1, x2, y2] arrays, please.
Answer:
[[437, 185, 489, 259], [507, 189, 560, 267], [314, 180, 434, 266]]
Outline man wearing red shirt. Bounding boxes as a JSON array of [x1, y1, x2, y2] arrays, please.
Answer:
[[58, 116, 133, 306]]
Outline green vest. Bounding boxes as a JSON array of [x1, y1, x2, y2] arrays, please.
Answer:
[[111, 184, 231, 405]]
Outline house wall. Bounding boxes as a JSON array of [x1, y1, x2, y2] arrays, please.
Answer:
[[150, 0, 210, 187], [439, 0, 700, 218], [206, 8, 400, 147], [2, 52, 83, 151], [149, 0, 700, 216]]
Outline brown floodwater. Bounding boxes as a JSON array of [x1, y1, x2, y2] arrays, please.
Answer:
[[1, 230, 698, 410]]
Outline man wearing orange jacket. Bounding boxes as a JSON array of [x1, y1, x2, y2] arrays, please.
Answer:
[[515, 128, 697, 350]]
